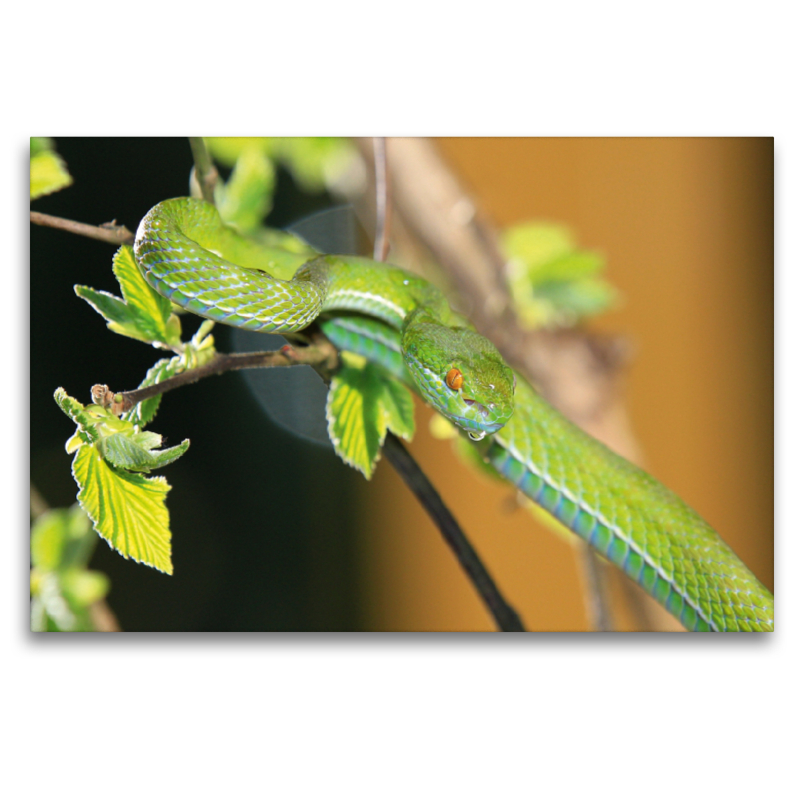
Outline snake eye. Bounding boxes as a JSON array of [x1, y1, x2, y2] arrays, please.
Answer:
[[446, 368, 463, 391]]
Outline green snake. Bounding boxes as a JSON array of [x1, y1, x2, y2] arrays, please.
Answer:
[[134, 197, 774, 632]]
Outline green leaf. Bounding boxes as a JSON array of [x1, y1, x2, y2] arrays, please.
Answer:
[[30, 504, 95, 573], [30, 511, 68, 571], [97, 432, 189, 473], [60, 569, 110, 607], [122, 356, 182, 426], [74, 285, 153, 343], [326, 360, 416, 478], [326, 363, 386, 478], [205, 136, 356, 193], [205, 137, 271, 166], [75, 246, 182, 346], [273, 138, 355, 192], [112, 245, 180, 344], [54, 388, 102, 445], [380, 378, 415, 441], [72, 445, 174, 574], [30, 138, 72, 199], [502, 222, 618, 328]]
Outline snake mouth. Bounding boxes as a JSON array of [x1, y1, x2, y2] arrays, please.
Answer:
[[462, 396, 491, 418]]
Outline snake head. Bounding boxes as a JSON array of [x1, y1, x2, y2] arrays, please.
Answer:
[[402, 321, 515, 439]]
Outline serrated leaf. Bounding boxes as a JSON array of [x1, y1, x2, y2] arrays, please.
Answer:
[[30, 138, 72, 199], [146, 440, 190, 470], [54, 388, 101, 444], [97, 433, 161, 472], [326, 363, 386, 478], [326, 361, 416, 478], [72, 445, 173, 574], [112, 246, 180, 345], [74, 285, 154, 343], [75, 245, 183, 346], [380, 379, 415, 441]]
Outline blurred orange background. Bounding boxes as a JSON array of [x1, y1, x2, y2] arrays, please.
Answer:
[[358, 137, 773, 631]]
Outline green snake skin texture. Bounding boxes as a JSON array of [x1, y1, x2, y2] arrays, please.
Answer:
[[135, 198, 774, 631]]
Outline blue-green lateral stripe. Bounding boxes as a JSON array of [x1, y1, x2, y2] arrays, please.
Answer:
[[483, 439, 715, 632]]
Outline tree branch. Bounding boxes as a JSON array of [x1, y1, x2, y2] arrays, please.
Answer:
[[30, 211, 135, 246], [381, 435, 525, 631], [96, 333, 340, 415], [372, 137, 391, 261]]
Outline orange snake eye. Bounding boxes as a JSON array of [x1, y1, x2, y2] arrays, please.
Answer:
[[446, 368, 463, 391]]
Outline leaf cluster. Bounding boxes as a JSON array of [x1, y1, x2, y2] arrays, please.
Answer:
[[30, 504, 110, 632]]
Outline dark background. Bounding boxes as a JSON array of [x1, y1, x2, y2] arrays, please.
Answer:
[[30, 138, 366, 631]]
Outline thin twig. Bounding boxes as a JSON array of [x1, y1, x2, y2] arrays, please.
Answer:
[[382, 435, 525, 631], [30, 211, 135, 246], [373, 137, 391, 261], [189, 137, 218, 204], [105, 335, 339, 414]]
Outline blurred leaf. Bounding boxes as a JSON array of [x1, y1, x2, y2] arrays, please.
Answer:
[[269, 137, 355, 192], [30, 137, 72, 199], [31, 511, 68, 571], [75, 246, 182, 346], [30, 504, 109, 632], [205, 137, 269, 166], [60, 569, 110, 607], [72, 444, 174, 574], [206, 136, 356, 193], [503, 222, 618, 328], [216, 148, 276, 232]]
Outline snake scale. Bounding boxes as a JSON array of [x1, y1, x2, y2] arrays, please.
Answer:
[[134, 197, 774, 631]]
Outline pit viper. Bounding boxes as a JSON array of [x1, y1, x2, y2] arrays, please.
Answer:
[[134, 197, 774, 632]]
